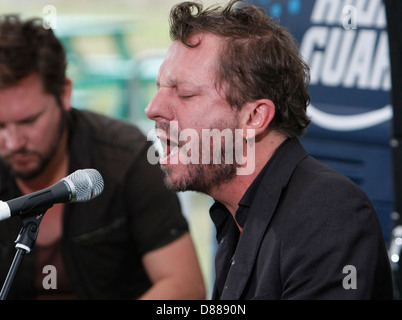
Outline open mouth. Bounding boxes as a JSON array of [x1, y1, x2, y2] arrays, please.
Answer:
[[158, 135, 180, 164]]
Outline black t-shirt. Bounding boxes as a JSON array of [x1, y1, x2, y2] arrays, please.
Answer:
[[0, 108, 188, 299]]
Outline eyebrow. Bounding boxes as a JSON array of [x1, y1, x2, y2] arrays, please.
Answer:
[[156, 78, 205, 91]]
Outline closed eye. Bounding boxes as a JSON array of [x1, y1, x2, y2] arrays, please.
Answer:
[[0, 113, 40, 129], [178, 94, 195, 99], [19, 116, 38, 125], [18, 108, 46, 125]]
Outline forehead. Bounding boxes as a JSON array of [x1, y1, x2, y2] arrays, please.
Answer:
[[158, 34, 223, 87]]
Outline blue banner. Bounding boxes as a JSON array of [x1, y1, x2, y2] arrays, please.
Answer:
[[248, 0, 393, 240]]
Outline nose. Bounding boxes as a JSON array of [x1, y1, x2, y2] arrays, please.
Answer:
[[145, 88, 174, 122], [1, 124, 27, 151]]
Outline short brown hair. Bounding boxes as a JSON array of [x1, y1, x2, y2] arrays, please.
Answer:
[[169, 0, 311, 137], [0, 14, 67, 105]]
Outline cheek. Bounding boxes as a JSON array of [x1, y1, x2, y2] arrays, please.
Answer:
[[29, 117, 62, 152], [175, 96, 235, 131], [27, 123, 48, 144], [176, 113, 212, 133]]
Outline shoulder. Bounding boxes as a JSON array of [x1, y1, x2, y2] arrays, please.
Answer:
[[68, 108, 156, 182], [277, 155, 378, 235], [290, 155, 368, 202], [69, 108, 146, 149]]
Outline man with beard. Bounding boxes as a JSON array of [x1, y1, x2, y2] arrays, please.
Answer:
[[145, 0, 393, 299], [0, 15, 205, 300]]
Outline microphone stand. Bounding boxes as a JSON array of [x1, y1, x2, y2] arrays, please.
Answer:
[[0, 212, 45, 300]]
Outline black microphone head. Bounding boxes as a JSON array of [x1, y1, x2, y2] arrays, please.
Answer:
[[64, 169, 104, 202]]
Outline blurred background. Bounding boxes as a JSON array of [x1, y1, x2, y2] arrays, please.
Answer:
[[1, 0, 401, 298]]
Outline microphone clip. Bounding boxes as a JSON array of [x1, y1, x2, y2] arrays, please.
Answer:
[[15, 212, 44, 254]]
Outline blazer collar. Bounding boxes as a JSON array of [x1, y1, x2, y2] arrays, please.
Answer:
[[220, 137, 309, 299]]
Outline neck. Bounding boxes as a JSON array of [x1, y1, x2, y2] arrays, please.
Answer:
[[16, 130, 69, 194], [209, 131, 286, 219]]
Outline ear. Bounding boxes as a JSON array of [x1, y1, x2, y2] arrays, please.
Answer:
[[60, 77, 73, 112], [238, 99, 275, 140]]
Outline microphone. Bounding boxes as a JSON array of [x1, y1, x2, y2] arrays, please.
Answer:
[[0, 169, 104, 221]]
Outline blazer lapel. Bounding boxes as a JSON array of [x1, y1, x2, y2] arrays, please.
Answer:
[[220, 138, 308, 299]]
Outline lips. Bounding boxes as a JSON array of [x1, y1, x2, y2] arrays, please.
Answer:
[[2, 152, 38, 175], [7, 152, 34, 164], [157, 132, 180, 164]]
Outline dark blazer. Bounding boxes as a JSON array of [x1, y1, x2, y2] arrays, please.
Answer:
[[212, 138, 393, 300]]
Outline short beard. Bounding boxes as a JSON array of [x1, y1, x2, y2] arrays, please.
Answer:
[[160, 119, 239, 194], [162, 153, 237, 194], [8, 150, 53, 181]]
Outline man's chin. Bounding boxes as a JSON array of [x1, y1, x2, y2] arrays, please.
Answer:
[[160, 164, 193, 192], [161, 162, 236, 194]]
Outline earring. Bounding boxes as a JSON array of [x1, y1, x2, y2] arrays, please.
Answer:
[[245, 134, 248, 144]]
